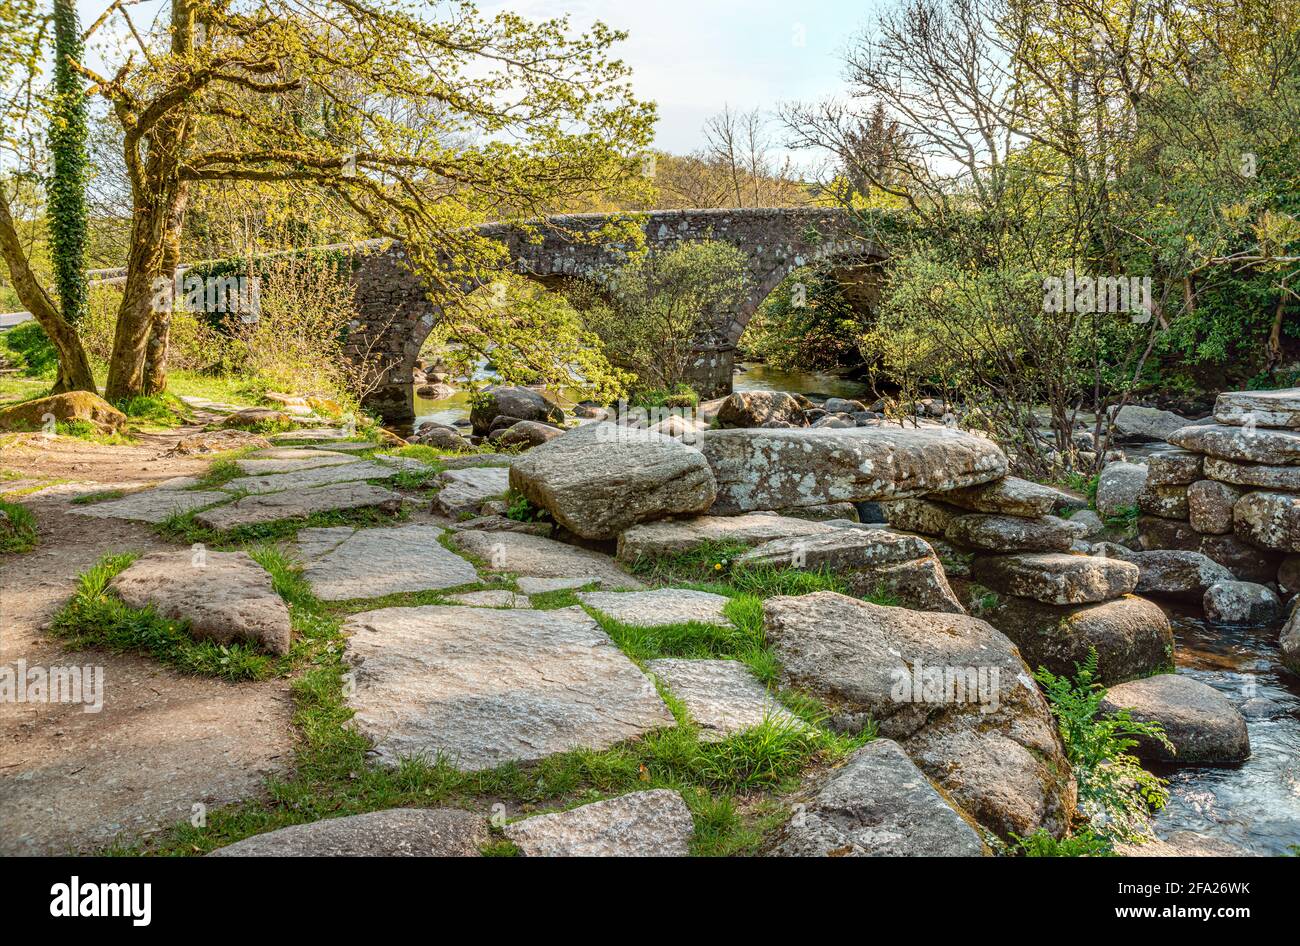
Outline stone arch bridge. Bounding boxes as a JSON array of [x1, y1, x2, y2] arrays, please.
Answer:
[[346, 207, 884, 425]]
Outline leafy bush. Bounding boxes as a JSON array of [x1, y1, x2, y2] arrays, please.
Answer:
[[1034, 651, 1172, 846], [0, 322, 58, 377], [742, 267, 865, 372]]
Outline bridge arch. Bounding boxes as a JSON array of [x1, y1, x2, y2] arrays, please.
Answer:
[[345, 208, 886, 426]]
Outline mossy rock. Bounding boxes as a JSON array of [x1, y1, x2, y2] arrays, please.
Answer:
[[0, 391, 127, 434]]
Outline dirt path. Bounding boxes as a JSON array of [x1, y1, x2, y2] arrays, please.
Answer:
[[0, 422, 296, 855]]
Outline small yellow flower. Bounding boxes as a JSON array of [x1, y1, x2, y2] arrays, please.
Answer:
[[714, 562, 723, 571]]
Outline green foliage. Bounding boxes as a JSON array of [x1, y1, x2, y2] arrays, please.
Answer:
[[69, 489, 126, 505], [46, 0, 89, 326], [742, 267, 865, 372], [1034, 652, 1172, 846], [1103, 504, 1140, 531], [582, 240, 752, 395], [1011, 828, 1115, 857], [633, 383, 699, 409], [505, 488, 545, 523], [1, 322, 58, 378], [0, 499, 37, 553], [115, 394, 187, 426]]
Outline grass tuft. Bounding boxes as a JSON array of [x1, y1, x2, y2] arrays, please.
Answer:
[[0, 499, 38, 553]]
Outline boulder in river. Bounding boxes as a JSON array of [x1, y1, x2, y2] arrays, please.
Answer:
[[1107, 548, 1235, 599], [1096, 461, 1148, 519], [1187, 479, 1242, 534], [1203, 581, 1282, 625], [469, 386, 564, 436], [970, 552, 1139, 605], [1100, 674, 1249, 765], [716, 391, 805, 428]]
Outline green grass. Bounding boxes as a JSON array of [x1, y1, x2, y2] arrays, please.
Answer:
[[192, 457, 245, 490], [1102, 504, 1141, 532], [0, 499, 37, 553], [54, 419, 135, 444], [157, 502, 410, 549], [388, 465, 443, 491], [630, 540, 854, 600], [0, 321, 58, 377], [70, 489, 127, 505], [116, 393, 190, 428]]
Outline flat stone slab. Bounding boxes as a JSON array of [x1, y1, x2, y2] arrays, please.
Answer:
[[453, 530, 644, 590], [768, 739, 988, 856], [1204, 456, 1300, 490], [1233, 490, 1300, 552], [1101, 674, 1249, 765], [645, 658, 803, 741], [503, 789, 693, 856], [343, 605, 674, 769], [208, 808, 488, 857], [297, 524, 478, 601], [269, 428, 365, 443], [937, 476, 1062, 517], [1168, 423, 1300, 465], [518, 576, 602, 594], [194, 482, 403, 531], [970, 552, 1139, 605], [1214, 387, 1300, 428], [225, 460, 400, 495], [433, 467, 510, 517], [246, 447, 351, 460], [700, 425, 1008, 514], [109, 549, 291, 654], [445, 589, 532, 608], [70, 488, 231, 523], [616, 513, 835, 563], [236, 454, 360, 475], [578, 589, 732, 627], [945, 513, 1076, 552]]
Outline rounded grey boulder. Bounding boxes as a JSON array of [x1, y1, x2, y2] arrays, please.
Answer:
[[208, 808, 489, 856], [1100, 674, 1249, 765]]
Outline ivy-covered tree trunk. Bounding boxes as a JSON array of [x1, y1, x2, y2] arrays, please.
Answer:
[[47, 0, 90, 334]]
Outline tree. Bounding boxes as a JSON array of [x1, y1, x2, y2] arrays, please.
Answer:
[[0, 0, 98, 393], [10, 0, 652, 400], [46, 0, 88, 328]]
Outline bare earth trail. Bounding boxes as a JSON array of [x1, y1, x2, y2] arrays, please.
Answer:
[[0, 421, 296, 855]]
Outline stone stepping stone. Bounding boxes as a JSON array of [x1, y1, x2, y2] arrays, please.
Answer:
[[270, 427, 360, 443], [938, 475, 1062, 517], [208, 809, 487, 857], [307, 439, 381, 451], [645, 658, 803, 741], [155, 475, 205, 491], [70, 488, 231, 523], [503, 790, 693, 856], [224, 460, 401, 495], [970, 552, 1139, 605], [1214, 387, 1300, 428], [109, 549, 291, 653], [615, 512, 836, 563], [453, 530, 645, 590], [1100, 674, 1249, 765], [945, 513, 1076, 552], [297, 524, 478, 601], [433, 467, 510, 517], [577, 588, 732, 627], [246, 447, 350, 461], [445, 589, 531, 609], [343, 605, 674, 769], [768, 739, 989, 856], [236, 454, 360, 475], [194, 482, 402, 532], [518, 576, 601, 594]]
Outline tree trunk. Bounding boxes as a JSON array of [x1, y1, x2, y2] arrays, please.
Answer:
[[144, 182, 190, 394], [0, 190, 97, 393], [104, 202, 168, 401]]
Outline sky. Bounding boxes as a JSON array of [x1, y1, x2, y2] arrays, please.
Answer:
[[487, 0, 871, 153], [74, 0, 873, 155]]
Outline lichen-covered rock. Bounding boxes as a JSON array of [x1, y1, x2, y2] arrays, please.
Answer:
[[221, 407, 293, 429], [938, 476, 1065, 517], [109, 550, 291, 654], [509, 423, 716, 540], [1282, 604, 1300, 676], [0, 390, 126, 434], [1137, 516, 1282, 583], [700, 425, 1008, 515], [453, 529, 644, 590], [1112, 404, 1192, 442], [503, 790, 693, 856], [880, 497, 963, 536], [1204, 456, 1300, 491], [738, 529, 964, 613], [975, 594, 1173, 684], [1168, 423, 1300, 465], [715, 390, 805, 428], [1203, 581, 1282, 625], [208, 809, 488, 856], [1106, 548, 1235, 599], [615, 513, 835, 563], [1096, 461, 1148, 519], [1187, 479, 1242, 535], [1138, 483, 1189, 520], [1233, 490, 1300, 552], [492, 420, 564, 450], [763, 592, 1076, 839], [194, 482, 402, 531], [1100, 674, 1249, 765], [970, 552, 1139, 605], [410, 423, 472, 451], [944, 513, 1076, 553], [433, 466, 510, 517], [766, 739, 989, 857], [1214, 387, 1300, 428], [469, 386, 564, 435], [1145, 449, 1204, 487]]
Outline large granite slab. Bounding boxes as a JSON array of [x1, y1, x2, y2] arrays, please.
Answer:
[[297, 524, 478, 600]]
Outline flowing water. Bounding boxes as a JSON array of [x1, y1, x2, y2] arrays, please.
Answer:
[[1155, 610, 1300, 855]]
